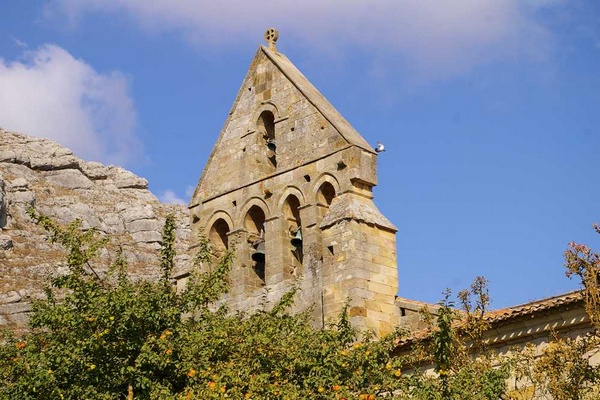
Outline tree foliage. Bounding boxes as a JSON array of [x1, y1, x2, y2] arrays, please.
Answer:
[[1, 212, 599, 399]]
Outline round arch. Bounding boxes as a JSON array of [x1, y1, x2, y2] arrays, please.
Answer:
[[275, 186, 305, 211], [310, 173, 341, 204], [251, 101, 281, 132], [237, 197, 270, 229], [205, 210, 234, 234], [208, 218, 231, 251], [204, 211, 234, 254]]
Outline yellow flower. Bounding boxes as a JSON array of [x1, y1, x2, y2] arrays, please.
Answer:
[[109, 316, 115, 321], [89, 364, 96, 370], [318, 386, 324, 393]]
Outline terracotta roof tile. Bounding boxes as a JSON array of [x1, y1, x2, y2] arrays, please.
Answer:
[[484, 290, 583, 323], [394, 290, 585, 349]]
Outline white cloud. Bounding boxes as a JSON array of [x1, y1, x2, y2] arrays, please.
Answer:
[[48, 0, 559, 81], [184, 185, 195, 199], [159, 190, 187, 205], [0, 44, 140, 166]]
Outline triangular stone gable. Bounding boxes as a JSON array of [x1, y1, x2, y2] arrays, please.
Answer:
[[191, 46, 374, 206], [185, 39, 398, 336]]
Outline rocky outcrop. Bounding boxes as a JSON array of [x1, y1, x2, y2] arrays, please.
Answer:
[[0, 129, 191, 329]]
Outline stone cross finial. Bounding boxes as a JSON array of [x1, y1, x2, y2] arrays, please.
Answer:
[[265, 28, 279, 51]]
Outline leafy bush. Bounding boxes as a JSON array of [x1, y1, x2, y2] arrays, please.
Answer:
[[1, 211, 599, 399]]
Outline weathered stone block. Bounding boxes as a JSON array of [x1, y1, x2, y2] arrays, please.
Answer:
[[43, 169, 93, 189]]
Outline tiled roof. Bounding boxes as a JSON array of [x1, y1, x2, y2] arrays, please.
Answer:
[[483, 290, 584, 324], [395, 290, 586, 349]]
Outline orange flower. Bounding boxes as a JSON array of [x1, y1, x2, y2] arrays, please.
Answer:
[[15, 341, 26, 349], [165, 348, 172, 355], [208, 381, 216, 390], [187, 369, 196, 377], [333, 385, 341, 391]]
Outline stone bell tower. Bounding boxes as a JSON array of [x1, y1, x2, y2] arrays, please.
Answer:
[[186, 29, 399, 336]]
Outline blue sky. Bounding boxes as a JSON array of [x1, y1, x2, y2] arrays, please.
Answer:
[[1, 1, 599, 309]]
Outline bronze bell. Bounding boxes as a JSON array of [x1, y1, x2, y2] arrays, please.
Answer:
[[290, 228, 302, 248], [251, 240, 266, 263]]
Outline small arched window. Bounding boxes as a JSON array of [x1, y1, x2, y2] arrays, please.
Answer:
[[317, 182, 336, 206], [209, 218, 230, 254], [257, 111, 277, 168], [283, 194, 303, 266], [244, 205, 266, 237], [257, 110, 275, 142], [245, 205, 267, 284]]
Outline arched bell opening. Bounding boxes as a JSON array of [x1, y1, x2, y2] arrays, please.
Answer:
[[208, 218, 230, 258], [283, 194, 303, 268], [314, 181, 337, 263], [317, 181, 336, 206], [245, 205, 266, 284], [257, 110, 277, 168]]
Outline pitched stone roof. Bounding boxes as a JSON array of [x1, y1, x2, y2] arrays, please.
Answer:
[[319, 192, 397, 232], [260, 46, 375, 154]]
